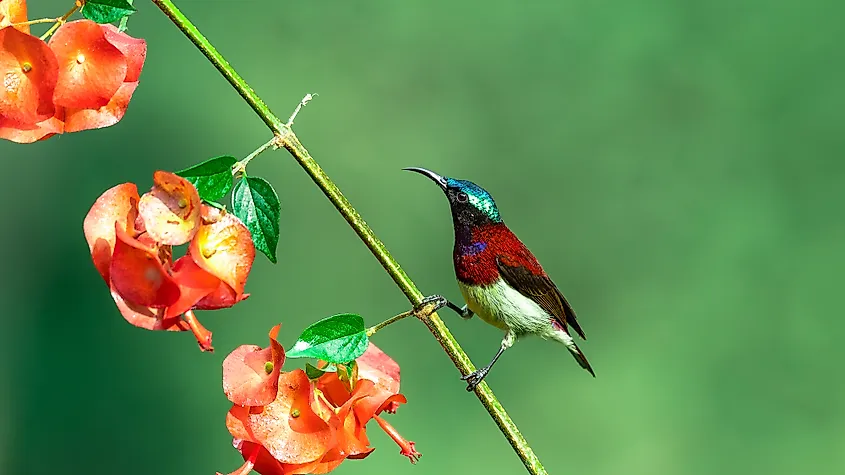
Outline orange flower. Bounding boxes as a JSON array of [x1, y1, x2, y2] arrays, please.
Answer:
[[83, 172, 255, 351], [1, 15, 147, 143], [317, 344, 419, 463], [221, 341, 419, 474], [49, 20, 146, 133]]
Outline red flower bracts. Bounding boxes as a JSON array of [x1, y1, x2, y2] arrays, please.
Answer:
[[0, 10, 146, 143], [220, 340, 419, 475], [83, 171, 255, 351]]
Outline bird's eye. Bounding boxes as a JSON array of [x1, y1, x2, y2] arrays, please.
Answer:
[[457, 192, 469, 203]]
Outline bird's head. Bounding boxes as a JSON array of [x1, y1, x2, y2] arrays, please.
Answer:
[[404, 167, 502, 227]]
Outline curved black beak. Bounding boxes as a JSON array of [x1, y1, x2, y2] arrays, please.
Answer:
[[403, 167, 448, 190]]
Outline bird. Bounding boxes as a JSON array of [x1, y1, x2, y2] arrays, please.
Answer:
[[404, 167, 594, 391]]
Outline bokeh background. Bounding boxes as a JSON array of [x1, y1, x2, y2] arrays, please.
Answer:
[[2, 0, 843, 474]]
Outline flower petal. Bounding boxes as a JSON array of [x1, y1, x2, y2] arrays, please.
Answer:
[[314, 372, 351, 409], [248, 370, 334, 464], [0, 109, 63, 142], [101, 24, 145, 82], [193, 281, 249, 310], [190, 206, 255, 295], [110, 284, 183, 331], [235, 440, 318, 475], [49, 20, 126, 109], [63, 80, 136, 132], [218, 439, 260, 475], [165, 255, 220, 318], [357, 343, 401, 394], [110, 223, 180, 308], [138, 171, 201, 245], [83, 183, 139, 283], [226, 405, 256, 442], [222, 324, 285, 407], [333, 379, 376, 457], [353, 343, 405, 419], [0, 26, 57, 128]]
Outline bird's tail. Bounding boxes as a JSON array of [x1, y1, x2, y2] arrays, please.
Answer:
[[557, 331, 596, 377]]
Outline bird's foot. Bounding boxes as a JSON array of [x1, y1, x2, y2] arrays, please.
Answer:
[[414, 295, 448, 317], [461, 367, 490, 392]]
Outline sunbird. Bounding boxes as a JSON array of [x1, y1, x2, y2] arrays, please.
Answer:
[[405, 167, 594, 391]]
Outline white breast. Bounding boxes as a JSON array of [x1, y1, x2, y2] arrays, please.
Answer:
[[457, 279, 556, 338]]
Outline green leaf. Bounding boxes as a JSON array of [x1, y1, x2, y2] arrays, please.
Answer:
[[304, 362, 337, 380], [81, 0, 136, 24], [176, 156, 237, 202], [232, 176, 280, 263], [287, 314, 368, 364], [118, 0, 134, 31]]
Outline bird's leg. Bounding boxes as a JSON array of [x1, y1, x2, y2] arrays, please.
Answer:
[[462, 332, 515, 391], [415, 295, 473, 319]]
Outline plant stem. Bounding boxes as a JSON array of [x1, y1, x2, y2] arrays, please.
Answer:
[[38, 2, 79, 41], [366, 310, 414, 337], [149, 0, 283, 133], [150, 1, 547, 473], [233, 136, 279, 177]]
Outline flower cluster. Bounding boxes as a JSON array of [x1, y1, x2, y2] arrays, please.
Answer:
[[1, 2, 146, 143], [221, 329, 420, 475], [83, 171, 255, 351]]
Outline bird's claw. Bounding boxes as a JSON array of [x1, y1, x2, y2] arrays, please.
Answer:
[[414, 295, 448, 317], [461, 368, 489, 392]]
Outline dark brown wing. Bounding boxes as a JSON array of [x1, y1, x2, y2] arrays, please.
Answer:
[[495, 256, 586, 340]]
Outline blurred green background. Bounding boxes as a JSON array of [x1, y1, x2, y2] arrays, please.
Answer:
[[2, 0, 843, 474]]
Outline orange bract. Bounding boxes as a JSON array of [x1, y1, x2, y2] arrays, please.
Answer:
[[138, 171, 202, 245], [248, 370, 335, 464], [0, 27, 57, 129], [83, 183, 140, 282], [223, 324, 285, 407], [190, 205, 255, 295], [64, 80, 136, 132], [101, 24, 145, 81], [0, 110, 62, 142], [49, 20, 127, 110], [110, 224, 180, 308], [354, 343, 407, 419], [164, 255, 220, 318]]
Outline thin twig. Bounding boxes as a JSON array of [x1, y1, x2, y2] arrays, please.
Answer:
[[287, 93, 317, 127], [39, 3, 79, 41], [232, 136, 279, 177], [366, 310, 413, 337], [11, 17, 62, 27]]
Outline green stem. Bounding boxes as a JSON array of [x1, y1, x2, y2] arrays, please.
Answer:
[[366, 310, 414, 337], [149, 0, 283, 133], [150, 1, 547, 473], [233, 136, 279, 177], [38, 3, 78, 41]]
